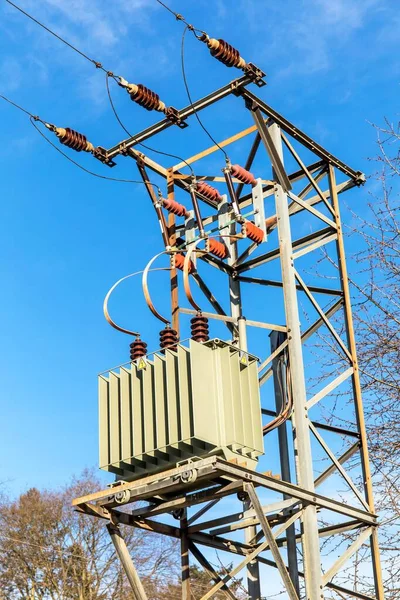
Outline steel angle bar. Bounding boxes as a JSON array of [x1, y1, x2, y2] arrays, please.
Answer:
[[262, 408, 360, 440], [207, 505, 302, 538], [130, 481, 242, 520], [255, 556, 377, 600], [294, 269, 353, 361], [187, 499, 220, 527], [245, 483, 300, 600], [297, 166, 328, 201], [198, 511, 302, 600], [234, 242, 259, 267], [192, 273, 235, 335], [276, 520, 364, 549], [292, 232, 338, 261], [259, 298, 343, 386], [238, 226, 334, 272], [189, 543, 237, 600], [282, 134, 336, 217], [288, 191, 337, 229], [309, 422, 370, 511], [315, 442, 361, 488], [190, 530, 376, 600], [306, 367, 354, 410], [329, 165, 384, 599], [239, 88, 365, 183], [248, 104, 292, 191], [107, 524, 148, 600], [258, 339, 288, 374], [106, 75, 253, 159], [238, 275, 343, 297], [322, 527, 373, 587], [188, 498, 297, 535], [213, 459, 377, 524], [236, 132, 261, 199]]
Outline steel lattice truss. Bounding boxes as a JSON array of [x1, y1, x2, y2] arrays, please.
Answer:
[[74, 75, 385, 600]]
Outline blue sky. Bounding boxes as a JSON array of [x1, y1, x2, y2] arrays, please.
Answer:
[[0, 0, 399, 500]]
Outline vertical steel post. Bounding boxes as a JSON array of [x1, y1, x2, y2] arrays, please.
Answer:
[[181, 510, 191, 600], [269, 122, 323, 600], [167, 168, 180, 334], [270, 330, 301, 596], [328, 165, 384, 600], [107, 524, 148, 600], [228, 231, 261, 600]]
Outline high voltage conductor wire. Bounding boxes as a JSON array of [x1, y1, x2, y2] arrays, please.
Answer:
[[4, 0, 115, 77], [0, 94, 162, 192], [181, 25, 229, 160], [5, 0, 193, 176]]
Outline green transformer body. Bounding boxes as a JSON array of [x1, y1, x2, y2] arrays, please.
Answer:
[[99, 339, 264, 480]]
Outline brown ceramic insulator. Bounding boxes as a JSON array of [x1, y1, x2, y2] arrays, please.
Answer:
[[163, 197, 189, 218], [190, 313, 209, 343], [245, 221, 264, 244], [208, 238, 228, 260], [130, 338, 148, 361], [196, 181, 222, 203], [174, 253, 195, 274], [208, 38, 246, 69], [159, 327, 179, 353], [57, 128, 91, 152], [231, 164, 257, 187], [130, 84, 163, 111]]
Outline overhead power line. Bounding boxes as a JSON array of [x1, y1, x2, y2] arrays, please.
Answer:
[[5, 0, 193, 172], [0, 93, 162, 191], [4, 0, 113, 76]]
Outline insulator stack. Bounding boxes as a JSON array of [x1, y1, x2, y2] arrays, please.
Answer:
[[130, 337, 147, 361], [208, 238, 228, 259], [245, 221, 264, 244], [163, 198, 189, 218], [129, 84, 166, 112], [159, 326, 179, 353], [231, 164, 257, 187], [201, 36, 246, 70], [196, 181, 222, 203], [174, 253, 195, 274], [190, 312, 209, 343], [55, 128, 94, 152]]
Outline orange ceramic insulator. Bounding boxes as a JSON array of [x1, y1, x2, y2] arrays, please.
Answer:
[[174, 253, 195, 274], [163, 198, 189, 218], [245, 221, 264, 244], [190, 312, 209, 343], [196, 181, 222, 203], [55, 127, 94, 152], [208, 238, 228, 260], [231, 164, 257, 187]]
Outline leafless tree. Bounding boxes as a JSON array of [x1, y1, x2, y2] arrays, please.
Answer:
[[0, 470, 179, 600]]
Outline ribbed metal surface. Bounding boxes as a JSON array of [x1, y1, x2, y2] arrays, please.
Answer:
[[99, 339, 264, 479]]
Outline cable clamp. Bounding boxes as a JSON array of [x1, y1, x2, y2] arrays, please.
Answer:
[[176, 13, 184, 21], [93, 61, 103, 69]]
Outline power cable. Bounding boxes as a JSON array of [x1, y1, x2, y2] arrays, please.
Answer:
[[181, 25, 228, 161], [0, 94, 162, 192], [4, 0, 116, 78], [154, 0, 205, 37], [105, 74, 194, 176]]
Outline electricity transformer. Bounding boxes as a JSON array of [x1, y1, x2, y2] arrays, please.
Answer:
[[71, 66, 384, 600]]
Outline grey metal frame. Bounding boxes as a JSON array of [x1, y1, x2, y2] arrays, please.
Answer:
[[74, 80, 384, 600]]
